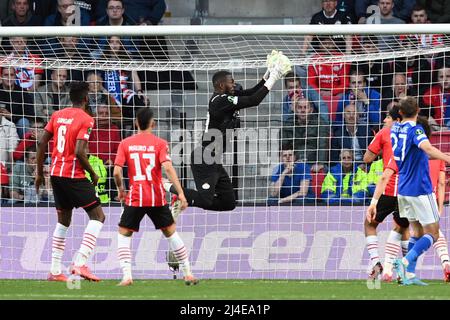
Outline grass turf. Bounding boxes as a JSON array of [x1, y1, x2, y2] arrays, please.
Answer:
[[0, 279, 449, 300]]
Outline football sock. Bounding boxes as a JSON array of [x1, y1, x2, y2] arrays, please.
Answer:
[[166, 231, 192, 277], [405, 234, 434, 274], [384, 231, 401, 273], [433, 230, 449, 267], [401, 240, 409, 257], [51, 223, 68, 275], [117, 233, 132, 280], [74, 220, 103, 267], [366, 235, 380, 267]]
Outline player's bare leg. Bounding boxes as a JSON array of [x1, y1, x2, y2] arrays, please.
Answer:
[[364, 219, 383, 280], [48, 209, 72, 282], [162, 223, 198, 286], [117, 227, 133, 286], [71, 205, 105, 282]]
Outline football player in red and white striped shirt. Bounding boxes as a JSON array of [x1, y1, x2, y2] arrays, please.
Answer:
[[113, 107, 198, 286], [428, 159, 450, 281], [36, 82, 105, 282], [367, 113, 450, 282], [364, 106, 410, 281]]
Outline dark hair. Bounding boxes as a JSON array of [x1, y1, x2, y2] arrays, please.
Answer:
[[69, 81, 89, 105], [399, 96, 419, 118], [25, 145, 36, 159], [411, 4, 427, 13], [416, 115, 432, 139], [387, 104, 401, 120], [284, 71, 299, 87], [281, 141, 293, 152], [212, 71, 232, 88], [136, 107, 154, 130]]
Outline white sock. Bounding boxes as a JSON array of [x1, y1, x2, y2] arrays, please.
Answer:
[[366, 235, 380, 267], [74, 220, 103, 267], [51, 223, 68, 275], [117, 234, 132, 280], [167, 231, 192, 277], [401, 240, 409, 257], [433, 230, 450, 267], [384, 231, 402, 272]]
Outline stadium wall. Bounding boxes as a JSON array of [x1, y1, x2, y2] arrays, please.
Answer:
[[1, 206, 448, 280]]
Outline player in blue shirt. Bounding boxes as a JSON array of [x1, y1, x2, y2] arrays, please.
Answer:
[[388, 97, 450, 285]]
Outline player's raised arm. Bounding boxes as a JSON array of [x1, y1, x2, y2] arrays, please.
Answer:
[[162, 161, 188, 211], [35, 130, 53, 193]]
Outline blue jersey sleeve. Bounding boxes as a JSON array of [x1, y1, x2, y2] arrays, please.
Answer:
[[271, 164, 283, 182], [412, 125, 428, 148]]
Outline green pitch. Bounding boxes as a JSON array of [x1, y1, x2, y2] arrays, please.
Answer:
[[0, 279, 449, 300]]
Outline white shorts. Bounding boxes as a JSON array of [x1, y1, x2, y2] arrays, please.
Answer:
[[397, 193, 440, 225]]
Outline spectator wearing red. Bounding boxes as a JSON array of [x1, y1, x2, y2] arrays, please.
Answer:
[[89, 101, 121, 166], [422, 66, 450, 128], [13, 117, 52, 162]]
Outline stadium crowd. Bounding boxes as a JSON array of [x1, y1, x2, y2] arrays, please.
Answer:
[[0, 0, 449, 205]]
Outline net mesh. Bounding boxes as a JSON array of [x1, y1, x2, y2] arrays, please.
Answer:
[[0, 29, 449, 280]]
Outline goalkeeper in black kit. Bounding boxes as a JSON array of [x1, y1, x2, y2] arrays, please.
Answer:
[[164, 51, 292, 216]]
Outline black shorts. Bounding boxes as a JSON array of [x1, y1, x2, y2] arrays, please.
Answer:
[[375, 195, 410, 228], [50, 176, 101, 212], [190, 147, 234, 197], [118, 205, 174, 232]]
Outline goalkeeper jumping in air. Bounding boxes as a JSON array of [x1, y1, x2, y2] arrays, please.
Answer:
[[164, 51, 292, 216]]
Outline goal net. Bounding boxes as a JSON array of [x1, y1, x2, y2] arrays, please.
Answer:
[[1, 25, 450, 280]]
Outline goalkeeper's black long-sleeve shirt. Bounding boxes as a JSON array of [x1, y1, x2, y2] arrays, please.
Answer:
[[201, 79, 269, 149]]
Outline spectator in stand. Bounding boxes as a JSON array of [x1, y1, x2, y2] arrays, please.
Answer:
[[307, 36, 350, 122], [0, 162, 9, 203], [268, 142, 315, 205], [89, 103, 121, 166], [2, 0, 42, 26], [89, 102, 121, 201], [337, 0, 357, 23], [281, 95, 330, 173], [44, 0, 90, 26], [9, 145, 37, 204], [86, 71, 122, 126], [365, 0, 405, 51], [301, 0, 352, 55], [0, 66, 34, 138], [13, 117, 47, 162], [321, 148, 369, 205], [356, 0, 415, 23], [44, 37, 88, 81], [35, 69, 71, 122], [416, 0, 450, 23], [122, 0, 166, 25], [95, 0, 137, 57], [101, 35, 147, 121], [422, 65, 450, 129], [0, 112, 19, 172], [5, 36, 43, 91], [331, 102, 374, 164], [353, 36, 393, 92], [381, 73, 410, 115], [335, 69, 381, 129], [282, 71, 329, 125]]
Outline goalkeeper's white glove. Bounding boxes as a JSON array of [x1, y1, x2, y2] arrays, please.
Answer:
[[264, 64, 284, 90], [264, 52, 292, 90], [263, 69, 270, 81]]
